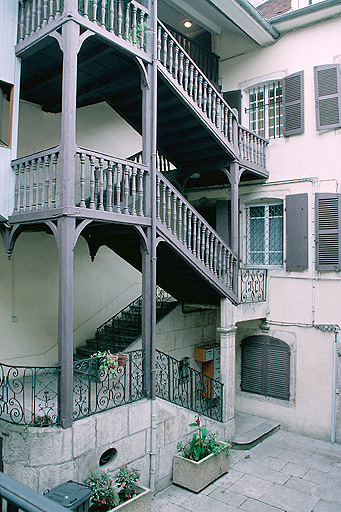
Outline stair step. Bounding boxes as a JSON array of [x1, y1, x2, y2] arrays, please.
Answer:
[[232, 420, 281, 450]]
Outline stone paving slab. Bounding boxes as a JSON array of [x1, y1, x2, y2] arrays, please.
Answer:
[[153, 428, 341, 512]]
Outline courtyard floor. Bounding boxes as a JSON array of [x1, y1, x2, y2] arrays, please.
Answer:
[[152, 429, 341, 512]]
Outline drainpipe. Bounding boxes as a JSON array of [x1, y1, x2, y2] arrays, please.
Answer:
[[331, 331, 339, 444]]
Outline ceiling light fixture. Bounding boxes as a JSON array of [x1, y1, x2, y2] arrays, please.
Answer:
[[183, 20, 192, 28]]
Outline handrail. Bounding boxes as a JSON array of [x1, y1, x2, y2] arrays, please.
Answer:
[[1, 472, 69, 512], [156, 169, 238, 294], [127, 149, 174, 174], [155, 349, 223, 421]]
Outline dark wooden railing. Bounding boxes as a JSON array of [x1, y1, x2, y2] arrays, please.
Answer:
[[164, 23, 219, 86], [156, 170, 238, 295], [1, 472, 69, 512]]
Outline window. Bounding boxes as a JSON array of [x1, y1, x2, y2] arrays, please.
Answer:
[[247, 81, 283, 139], [241, 335, 290, 401], [246, 203, 283, 266], [0, 80, 13, 148]]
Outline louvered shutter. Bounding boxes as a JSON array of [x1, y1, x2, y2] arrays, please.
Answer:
[[314, 65, 341, 130], [241, 338, 263, 395], [286, 194, 308, 270], [266, 339, 290, 400], [316, 193, 341, 270], [283, 71, 304, 136]]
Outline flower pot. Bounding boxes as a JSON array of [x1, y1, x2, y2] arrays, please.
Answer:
[[117, 354, 127, 366], [172, 442, 230, 493], [110, 484, 151, 512]]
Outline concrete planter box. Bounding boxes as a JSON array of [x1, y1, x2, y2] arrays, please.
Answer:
[[172, 443, 230, 493], [108, 484, 151, 512]]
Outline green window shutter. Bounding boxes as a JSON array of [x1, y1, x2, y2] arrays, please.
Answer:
[[241, 339, 263, 395], [286, 193, 308, 271], [266, 340, 290, 400], [241, 336, 290, 401], [283, 71, 304, 136], [316, 193, 341, 270], [314, 64, 341, 130]]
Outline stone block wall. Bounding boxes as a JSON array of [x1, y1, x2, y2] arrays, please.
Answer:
[[0, 397, 233, 494]]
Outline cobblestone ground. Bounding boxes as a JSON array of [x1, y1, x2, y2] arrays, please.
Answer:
[[153, 429, 341, 512]]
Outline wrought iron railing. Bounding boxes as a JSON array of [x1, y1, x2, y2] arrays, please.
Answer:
[[73, 349, 144, 420], [0, 362, 60, 426], [239, 268, 267, 303], [155, 350, 223, 422], [1, 472, 69, 512]]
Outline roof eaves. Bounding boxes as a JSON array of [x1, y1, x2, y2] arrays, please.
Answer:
[[234, 0, 281, 38], [270, 0, 341, 29]]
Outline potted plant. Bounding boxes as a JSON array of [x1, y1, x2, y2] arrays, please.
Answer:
[[84, 466, 151, 511], [173, 414, 230, 492], [91, 351, 119, 379]]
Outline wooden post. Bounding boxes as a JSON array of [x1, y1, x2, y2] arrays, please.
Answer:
[[58, 216, 75, 428], [60, 20, 79, 207], [228, 162, 240, 256]]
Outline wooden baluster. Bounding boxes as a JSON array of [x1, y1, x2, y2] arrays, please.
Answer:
[[192, 215, 197, 256], [201, 226, 206, 264], [156, 175, 161, 220], [125, 2, 130, 41], [166, 188, 171, 228], [207, 87, 212, 120], [98, 158, 104, 210], [157, 25, 162, 60], [227, 110, 232, 142], [213, 238, 218, 275], [132, 5, 137, 45], [13, 165, 19, 212], [49, 0, 54, 21], [178, 202, 182, 240], [117, 0, 123, 37], [83, 0, 89, 17], [172, 193, 177, 235], [56, 0, 61, 15], [182, 205, 187, 245], [51, 152, 57, 208], [44, 155, 50, 208], [217, 243, 222, 278], [19, 163, 25, 212], [138, 168, 144, 216], [257, 138, 260, 166], [42, 0, 48, 26], [123, 165, 129, 214], [26, 2, 32, 36], [162, 31, 168, 67], [198, 75, 203, 108], [179, 53, 184, 86], [243, 131, 247, 160], [19, 2, 25, 40], [131, 166, 137, 215], [161, 182, 166, 224], [31, 0, 36, 33], [189, 64, 194, 98], [187, 210, 192, 250], [223, 107, 227, 138], [109, 0, 114, 31], [202, 82, 207, 113], [216, 97, 221, 130], [139, 12, 145, 50], [227, 253, 231, 288], [184, 58, 189, 92], [222, 248, 227, 285], [37, 0, 42, 29], [92, 0, 98, 22], [249, 134, 253, 163], [38, 157, 43, 210], [205, 229, 210, 267], [174, 46, 179, 80], [80, 153, 86, 208], [193, 69, 198, 103], [88, 156, 95, 209], [209, 233, 214, 271], [32, 158, 37, 211], [196, 219, 201, 260], [169, 39, 174, 74], [116, 163, 122, 212], [101, 0, 106, 27], [106, 163, 112, 212]]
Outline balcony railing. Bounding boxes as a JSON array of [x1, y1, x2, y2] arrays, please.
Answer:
[[239, 268, 267, 303], [18, 0, 150, 54], [155, 349, 223, 422], [11, 147, 149, 217]]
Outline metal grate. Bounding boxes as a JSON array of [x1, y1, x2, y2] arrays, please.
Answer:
[[247, 81, 283, 139]]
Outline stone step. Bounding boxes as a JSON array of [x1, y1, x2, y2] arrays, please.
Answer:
[[232, 415, 280, 450]]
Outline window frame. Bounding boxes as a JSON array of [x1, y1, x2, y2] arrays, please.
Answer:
[[246, 80, 283, 140], [245, 201, 284, 268]]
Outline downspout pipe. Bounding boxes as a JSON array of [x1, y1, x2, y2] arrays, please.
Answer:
[[331, 331, 339, 444]]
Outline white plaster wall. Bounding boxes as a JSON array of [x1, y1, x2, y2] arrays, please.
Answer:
[[0, 233, 141, 366], [218, 17, 341, 183]]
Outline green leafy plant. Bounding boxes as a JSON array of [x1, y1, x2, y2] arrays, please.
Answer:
[[91, 350, 118, 379], [114, 465, 140, 502], [84, 471, 120, 510], [177, 414, 229, 462]]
